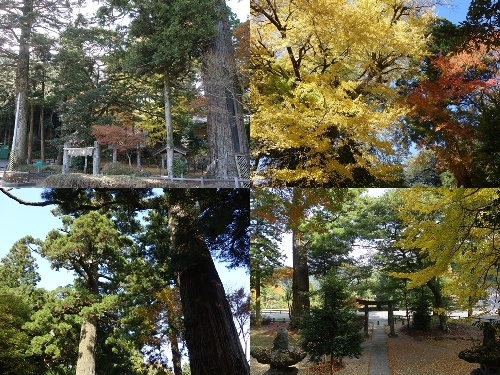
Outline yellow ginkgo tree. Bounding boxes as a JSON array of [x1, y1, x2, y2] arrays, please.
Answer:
[[391, 188, 500, 316], [250, 0, 435, 186]]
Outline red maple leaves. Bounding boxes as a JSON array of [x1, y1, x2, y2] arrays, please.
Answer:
[[406, 41, 499, 186]]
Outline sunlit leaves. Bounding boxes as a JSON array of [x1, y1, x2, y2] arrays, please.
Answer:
[[391, 188, 500, 311], [251, 0, 435, 186]]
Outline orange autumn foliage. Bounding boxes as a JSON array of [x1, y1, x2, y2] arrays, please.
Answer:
[[406, 41, 499, 186]]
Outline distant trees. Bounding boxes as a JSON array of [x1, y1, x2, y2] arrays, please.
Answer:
[[0, 0, 81, 165], [0, 0, 249, 176]]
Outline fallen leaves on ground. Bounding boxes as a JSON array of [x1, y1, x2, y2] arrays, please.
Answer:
[[251, 322, 370, 375], [387, 322, 482, 375]]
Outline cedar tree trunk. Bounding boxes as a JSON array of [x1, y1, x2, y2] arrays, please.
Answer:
[[13, 0, 33, 166], [75, 316, 97, 375], [255, 273, 261, 328], [27, 103, 34, 164], [169, 332, 183, 375], [164, 68, 174, 178], [202, 0, 249, 179], [169, 192, 249, 375]]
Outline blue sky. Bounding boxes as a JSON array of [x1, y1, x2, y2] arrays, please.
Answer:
[[0, 188, 248, 293], [435, 0, 471, 24]]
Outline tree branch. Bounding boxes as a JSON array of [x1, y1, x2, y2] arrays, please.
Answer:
[[0, 188, 59, 206]]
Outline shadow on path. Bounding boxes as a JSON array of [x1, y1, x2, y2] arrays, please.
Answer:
[[368, 324, 391, 375]]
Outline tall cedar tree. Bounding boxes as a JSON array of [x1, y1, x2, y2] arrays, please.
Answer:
[[251, 188, 349, 328], [100, 0, 219, 177], [40, 212, 129, 375], [202, 0, 250, 179]]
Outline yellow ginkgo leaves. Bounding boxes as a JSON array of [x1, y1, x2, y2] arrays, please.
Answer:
[[251, 0, 436, 186]]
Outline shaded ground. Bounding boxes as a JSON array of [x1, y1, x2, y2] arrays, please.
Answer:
[[387, 322, 482, 375], [251, 320, 483, 375], [250, 322, 371, 375]]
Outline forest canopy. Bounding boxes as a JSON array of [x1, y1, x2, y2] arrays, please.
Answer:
[[250, 0, 500, 187]]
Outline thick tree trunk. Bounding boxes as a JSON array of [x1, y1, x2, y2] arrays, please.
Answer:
[[202, 1, 249, 179], [27, 103, 34, 164], [164, 68, 174, 178], [75, 316, 97, 375], [290, 229, 309, 329], [13, 0, 33, 166], [255, 274, 261, 328], [426, 279, 449, 332], [168, 191, 249, 375]]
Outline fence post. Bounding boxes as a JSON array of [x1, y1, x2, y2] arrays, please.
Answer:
[[200, 177, 204, 187], [234, 176, 239, 188]]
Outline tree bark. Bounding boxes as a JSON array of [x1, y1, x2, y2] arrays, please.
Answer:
[[75, 316, 97, 375], [40, 104, 45, 164], [290, 229, 309, 329], [202, 0, 249, 179], [27, 103, 34, 164], [13, 0, 33, 166], [426, 279, 449, 332], [164, 68, 174, 178], [169, 332, 183, 375], [255, 273, 261, 328], [168, 191, 249, 375]]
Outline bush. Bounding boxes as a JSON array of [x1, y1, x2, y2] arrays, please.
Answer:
[[173, 157, 188, 177], [411, 304, 432, 331], [101, 162, 151, 177], [10, 164, 62, 174]]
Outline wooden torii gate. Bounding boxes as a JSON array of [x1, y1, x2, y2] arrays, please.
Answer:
[[356, 299, 398, 337]]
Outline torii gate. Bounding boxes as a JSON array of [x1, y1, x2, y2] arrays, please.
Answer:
[[62, 141, 100, 175], [356, 299, 398, 337]]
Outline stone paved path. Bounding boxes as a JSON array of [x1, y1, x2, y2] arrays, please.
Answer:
[[368, 323, 391, 375]]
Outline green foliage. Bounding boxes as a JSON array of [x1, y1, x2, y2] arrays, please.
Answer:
[[0, 294, 39, 375], [411, 292, 432, 331], [23, 287, 81, 371], [299, 271, 364, 366], [172, 157, 188, 177], [0, 236, 41, 291], [464, 0, 500, 45]]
